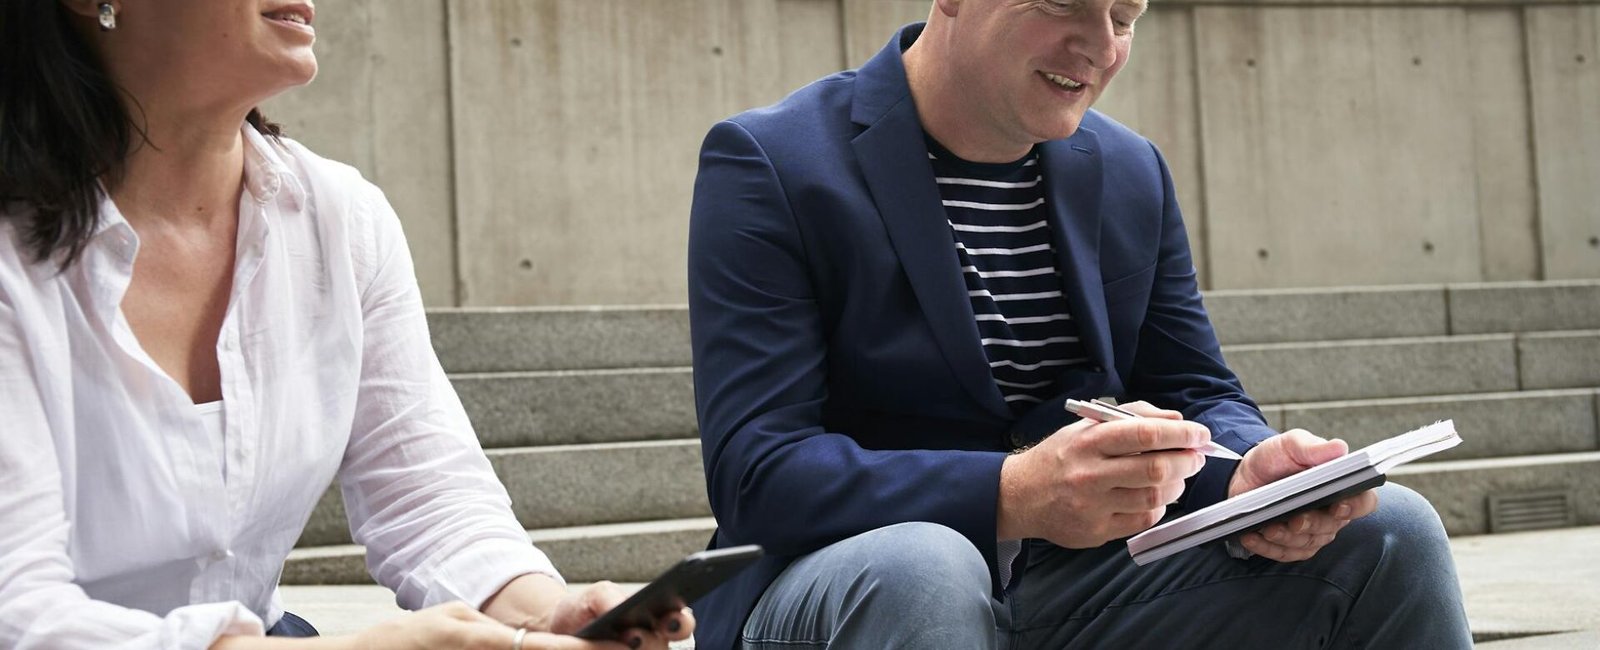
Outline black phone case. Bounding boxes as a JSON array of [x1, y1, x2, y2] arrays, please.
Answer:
[[574, 545, 764, 640]]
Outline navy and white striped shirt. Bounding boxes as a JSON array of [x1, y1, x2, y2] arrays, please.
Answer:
[[928, 138, 1092, 415]]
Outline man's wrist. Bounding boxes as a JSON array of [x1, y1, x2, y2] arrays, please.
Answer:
[[996, 453, 1027, 541]]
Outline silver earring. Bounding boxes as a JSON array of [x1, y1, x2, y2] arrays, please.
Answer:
[[97, 2, 117, 31]]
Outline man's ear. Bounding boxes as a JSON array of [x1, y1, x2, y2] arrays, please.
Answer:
[[935, 0, 963, 18], [59, 0, 116, 19]]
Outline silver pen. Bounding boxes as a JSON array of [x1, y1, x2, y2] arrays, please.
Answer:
[[1064, 398, 1244, 461]]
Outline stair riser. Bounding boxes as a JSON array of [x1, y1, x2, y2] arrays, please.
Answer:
[[284, 524, 716, 585], [1393, 457, 1600, 536], [1519, 333, 1600, 391], [430, 309, 690, 373], [425, 283, 1600, 372], [455, 372, 696, 448], [1228, 337, 1519, 404], [1276, 391, 1600, 462], [297, 442, 709, 548]]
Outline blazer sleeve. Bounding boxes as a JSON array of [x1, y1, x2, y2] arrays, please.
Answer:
[[1125, 142, 1278, 510], [688, 120, 1008, 569]]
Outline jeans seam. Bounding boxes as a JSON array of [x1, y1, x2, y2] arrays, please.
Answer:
[[740, 637, 832, 647]]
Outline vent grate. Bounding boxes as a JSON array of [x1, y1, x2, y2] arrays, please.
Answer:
[[1488, 490, 1575, 533]]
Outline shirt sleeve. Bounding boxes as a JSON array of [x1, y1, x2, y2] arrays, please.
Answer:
[[0, 282, 265, 649], [336, 184, 562, 611]]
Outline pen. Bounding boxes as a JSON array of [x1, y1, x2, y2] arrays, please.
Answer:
[[1064, 398, 1244, 461]]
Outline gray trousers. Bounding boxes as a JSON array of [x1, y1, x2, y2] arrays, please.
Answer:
[[741, 484, 1472, 649]]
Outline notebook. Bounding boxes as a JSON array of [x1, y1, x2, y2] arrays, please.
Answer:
[[1126, 420, 1461, 565]]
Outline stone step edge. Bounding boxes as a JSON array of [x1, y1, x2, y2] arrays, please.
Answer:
[[288, 517, 718, 561], [439, 330, 1600, 375], [1265, 387, 1597, 410], [298, 450, 1600, 557], [426, 279, 1600, 315], [1389, 450, 1600, 475], [461, 388, 1600, 452]]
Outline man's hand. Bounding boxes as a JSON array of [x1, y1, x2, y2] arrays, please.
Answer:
[[1228, 429, 1380, 562], [998, 402, 1208, 548]]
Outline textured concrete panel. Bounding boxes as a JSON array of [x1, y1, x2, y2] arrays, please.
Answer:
[[1518, 331, 1600, 390], [1224, 335, 1519, 404], [779, 0, 847, 91], [450, 0, 786, 305], [263, 0, 457, 306], [842, 0, 929, 67], [1527, 7, 1600, 279], [1198, 7, 1484, 288], [1391, 452, 1600, 536], [1450, 281, 1600, 335], [454, 369, 696, 448], [428, 307, 691, 373], [1278, 390, 1600, 461], [1467, 8, 1541, 282], [1205, 285, 1448, 345]]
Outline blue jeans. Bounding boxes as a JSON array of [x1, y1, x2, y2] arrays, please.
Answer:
[[741, 484, 1471, 649], [266, 611, 319, 637]]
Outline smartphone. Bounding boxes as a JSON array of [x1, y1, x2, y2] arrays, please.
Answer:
[[574, 545, 764, 641]]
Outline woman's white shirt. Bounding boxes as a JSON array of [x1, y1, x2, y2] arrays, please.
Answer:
[[0, 126, 559, 649]]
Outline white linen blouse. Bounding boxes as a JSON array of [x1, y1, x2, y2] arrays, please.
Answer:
[[0, 127, 559, 649]]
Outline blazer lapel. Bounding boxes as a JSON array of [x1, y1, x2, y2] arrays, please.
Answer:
[[849, 27, 1011, 420], [1039, 133, 1115, 375]]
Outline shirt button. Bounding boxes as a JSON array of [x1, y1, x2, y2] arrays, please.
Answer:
[[211, 549, 233, 562]]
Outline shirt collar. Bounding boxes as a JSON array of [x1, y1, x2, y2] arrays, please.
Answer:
[[88, 123, 304, 240], [241, 124, 306, 207]]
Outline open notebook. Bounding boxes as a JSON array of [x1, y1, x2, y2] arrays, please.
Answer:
[[1127, 420, 1461, 565]]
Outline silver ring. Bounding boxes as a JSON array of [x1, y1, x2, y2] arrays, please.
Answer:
[[511, 627, 528, 650]]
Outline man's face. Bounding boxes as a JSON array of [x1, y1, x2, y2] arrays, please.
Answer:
[[946, 0, 1143, 147]]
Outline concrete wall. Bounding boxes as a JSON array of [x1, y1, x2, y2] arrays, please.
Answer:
[[263, 0, 1600, 307]]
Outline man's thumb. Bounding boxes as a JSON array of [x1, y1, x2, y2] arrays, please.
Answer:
[[1289, 433, 1347, 466]]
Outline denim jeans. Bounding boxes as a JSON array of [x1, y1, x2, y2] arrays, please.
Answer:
[[740, 484, 1472, 649], [266, 611, 319, 637]]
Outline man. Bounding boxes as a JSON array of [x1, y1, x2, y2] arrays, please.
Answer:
[[686, 1, 1472, 647]]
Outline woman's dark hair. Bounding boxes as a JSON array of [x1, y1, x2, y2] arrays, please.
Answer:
[[0, 2, 281, 267]]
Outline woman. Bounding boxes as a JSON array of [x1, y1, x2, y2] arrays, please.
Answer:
[[0, 1, 692, 648]]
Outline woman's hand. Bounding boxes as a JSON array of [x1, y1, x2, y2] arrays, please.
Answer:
[[546, 582, 695, 649], [344, 602, 631, 650]]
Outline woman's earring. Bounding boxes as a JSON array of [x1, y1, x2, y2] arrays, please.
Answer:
[[97, 2, 117, 31]]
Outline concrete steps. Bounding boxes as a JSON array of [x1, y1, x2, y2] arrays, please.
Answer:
[[283, 280, 1600, 585], [286, 518, 716, 585]]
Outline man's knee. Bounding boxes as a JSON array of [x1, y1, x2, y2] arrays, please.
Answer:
[[1335, 484, 1458, 587], [844, 522, 992, 596], [1348, 484, 1450, 550], [747, 522, 996, 647]]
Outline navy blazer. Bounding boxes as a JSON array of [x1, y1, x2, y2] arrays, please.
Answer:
[[686, 24, 1277, 649]]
